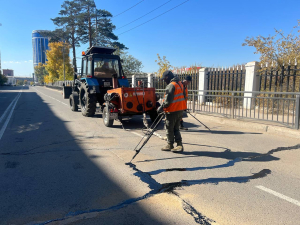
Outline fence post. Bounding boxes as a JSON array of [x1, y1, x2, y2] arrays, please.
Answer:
[[148, 73, 153, 88], [243, 61, 260, 109], [295, 95, 300, 129], [132, 75, 136, 87], [231, 94, 234, 118], [192, 92, 195, 113], [198, 67, 208, 105]]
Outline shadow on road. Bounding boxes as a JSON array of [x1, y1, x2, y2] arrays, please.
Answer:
[[0, 88, 161, 224]]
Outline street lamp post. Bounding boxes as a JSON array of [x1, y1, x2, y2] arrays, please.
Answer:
[[61, 27, 66, 86], [63, 41, 65, 85]]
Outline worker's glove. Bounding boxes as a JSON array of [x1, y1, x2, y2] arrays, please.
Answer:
[[157, 105, 164, 113]]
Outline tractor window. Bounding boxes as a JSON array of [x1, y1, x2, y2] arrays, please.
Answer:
[[87, 58, 92, 77], [81, 58, 87, 78], [94, 58, 119, 79]]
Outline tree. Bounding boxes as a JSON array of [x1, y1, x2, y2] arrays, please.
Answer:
[[121, 53, 143, 75], [0, 70, 8, 86], [114, 48, 143, 75], [155, 54, 172, 77], [242, 20, 300, 68], [34, 63, 48, 84], [24, 80, 28, 85], [16, 80, 24, 86], [78, 0, 126, 49], [45, 42, 74, 83], [51, 0, 83, 72]]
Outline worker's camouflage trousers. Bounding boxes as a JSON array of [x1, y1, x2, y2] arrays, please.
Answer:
[[165, 111, 183, 144]]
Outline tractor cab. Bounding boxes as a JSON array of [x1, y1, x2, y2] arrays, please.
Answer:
[[79, 46, 129, 92]]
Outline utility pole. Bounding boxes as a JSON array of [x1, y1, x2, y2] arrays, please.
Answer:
[[62, 27, 66, 85], [63, 41, 65, 84]]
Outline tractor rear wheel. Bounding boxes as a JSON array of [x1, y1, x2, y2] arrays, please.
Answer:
[[103, 106, 114, 127], [79, 83, 96, 117]]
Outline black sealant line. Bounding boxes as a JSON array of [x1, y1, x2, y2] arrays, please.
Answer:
[[171, 191, 215, 225], [146, 144, 300, 175], [36, 143, 300, 224], [149, 157, 242, 175], [28, 165, 272, 225], [246, 144, 300, 160]]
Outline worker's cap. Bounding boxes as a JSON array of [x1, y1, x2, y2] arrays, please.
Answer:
[[161, 70, 174, 80], [185, 75, 192, 81]]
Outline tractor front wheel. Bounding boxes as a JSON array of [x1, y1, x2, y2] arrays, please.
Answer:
[[103, 106, 114, 127], [69, 93, 78, 111], [79, 83, 96, 117]]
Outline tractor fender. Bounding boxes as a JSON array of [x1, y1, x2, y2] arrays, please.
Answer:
[[80, 78, 100, 94]]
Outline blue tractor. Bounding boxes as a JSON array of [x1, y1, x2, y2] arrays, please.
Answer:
[[63, 46, 129, 117]]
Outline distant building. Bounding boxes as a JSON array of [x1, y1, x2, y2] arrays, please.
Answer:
[[32, 30, 50, 68], [14, 77, 33, 83], [5, 76, 16, 86], [3, 69, 14, 76], [3, 69, 16, 85]]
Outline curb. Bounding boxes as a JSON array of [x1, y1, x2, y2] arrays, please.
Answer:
[[192, 113, 300, 139]]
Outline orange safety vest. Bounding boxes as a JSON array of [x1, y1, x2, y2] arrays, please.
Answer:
[[184, 85, 188, 102], [164, 81, 187, 113]]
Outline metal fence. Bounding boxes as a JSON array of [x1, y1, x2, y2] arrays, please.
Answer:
[[47, 80, 74, 87], [127, 77, 133, 87], [258, 64, 300, 92], [207, 66, 246, 93], [155, 89, 300, 129], [135, 76, 148, 87], [152, 75, 167, 90], [152, 70, 199, 91]]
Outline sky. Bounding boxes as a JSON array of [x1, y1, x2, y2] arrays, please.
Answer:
[[0, 0, 300, 77]]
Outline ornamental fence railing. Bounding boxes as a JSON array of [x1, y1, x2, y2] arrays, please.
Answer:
[[207, 66, 245, 93], [155, 89, 300, 129], [258, 64, 300, 93]]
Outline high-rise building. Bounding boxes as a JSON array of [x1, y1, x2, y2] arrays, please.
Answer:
[[32, 30, 50, 68]]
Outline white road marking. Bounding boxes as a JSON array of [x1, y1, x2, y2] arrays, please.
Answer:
[[256, 185, 300, 207], [0, 90, 22, 141], [0, 94, 20, 124], [33, 87, 68, 106]]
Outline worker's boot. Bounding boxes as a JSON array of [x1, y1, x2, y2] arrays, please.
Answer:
[[179, 121, 188, 130], [161, 144, 174, 151], [172, 142, 184, 152]]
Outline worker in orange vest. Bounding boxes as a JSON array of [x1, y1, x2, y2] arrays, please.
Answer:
[[157, 70, 187, 152], [180, 75, 192, 130]]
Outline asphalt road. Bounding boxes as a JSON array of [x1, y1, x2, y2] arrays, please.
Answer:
[[0, 86, 299, 225]]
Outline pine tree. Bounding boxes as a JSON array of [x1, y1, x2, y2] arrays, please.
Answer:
[[77, 0, 127, 49], [51, 0, 83, 72]]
